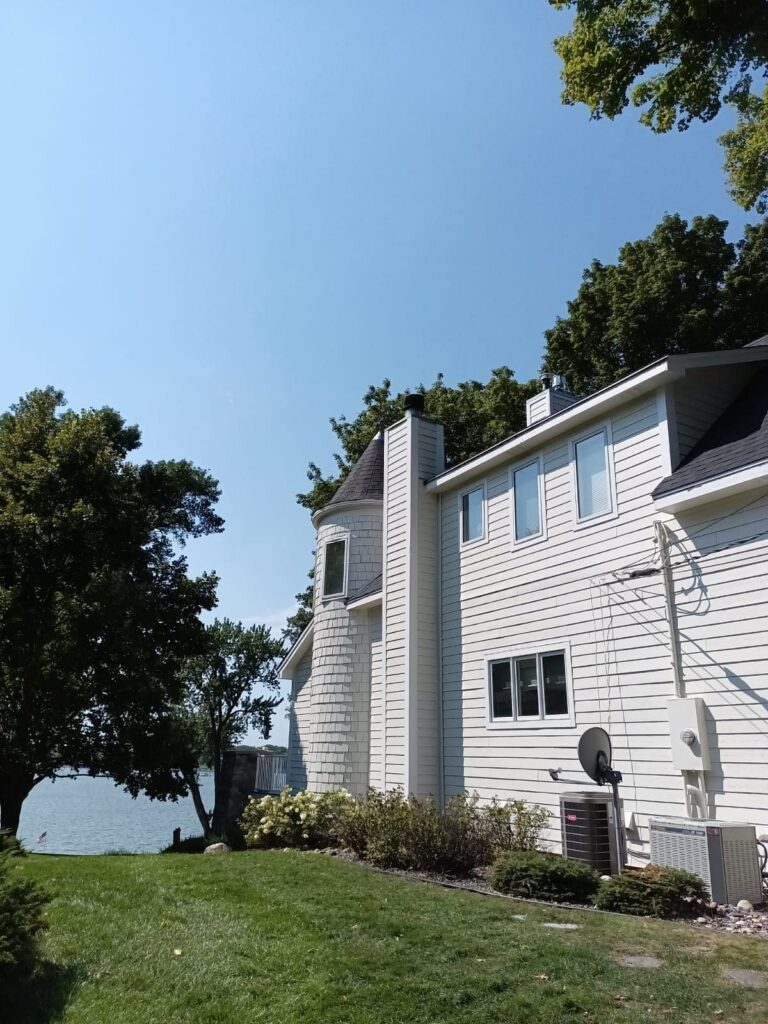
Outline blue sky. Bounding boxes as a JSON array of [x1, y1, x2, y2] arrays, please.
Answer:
[[0, 3, 752, 744]]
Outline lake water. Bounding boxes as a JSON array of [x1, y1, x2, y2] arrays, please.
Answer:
[[16, 773, 215, 855]]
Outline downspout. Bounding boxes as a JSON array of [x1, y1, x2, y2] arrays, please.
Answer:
[[436, 491, 444, 810], [655, 519, 708, 818]]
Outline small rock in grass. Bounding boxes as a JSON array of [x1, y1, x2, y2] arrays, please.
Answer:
[[203, 842, 230, 854]]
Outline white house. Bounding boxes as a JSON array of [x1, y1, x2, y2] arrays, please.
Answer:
[[280, 339, 768, 861]]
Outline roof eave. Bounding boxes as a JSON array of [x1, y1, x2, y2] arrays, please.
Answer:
[[312, 497, 383, 529], [346, 591, 383, 611], [278, 620, 314, 680], [426, 359, 678, 494], [653, 460, 768, 514]]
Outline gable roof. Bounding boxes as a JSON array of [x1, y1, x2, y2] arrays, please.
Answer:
[[278, 620, 314, 680], [653, 367, 768, 500]]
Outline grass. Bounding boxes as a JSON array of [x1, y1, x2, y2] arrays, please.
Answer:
[[8, 850, 768, 1024]]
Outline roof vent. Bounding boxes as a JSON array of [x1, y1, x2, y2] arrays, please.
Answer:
[[404, 393, 424, 416]]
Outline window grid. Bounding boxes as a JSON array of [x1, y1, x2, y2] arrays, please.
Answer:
[[489, 649, 570, 724]]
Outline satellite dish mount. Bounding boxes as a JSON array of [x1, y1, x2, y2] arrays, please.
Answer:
[[578, 727, 626, 872]]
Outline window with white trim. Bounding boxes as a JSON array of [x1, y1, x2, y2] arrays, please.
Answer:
[[574, 429, 612, 521], [512, 459, 543, 542], [460, 485, 485, 544], [489, 649, 570, 723], [322, 539, 347, 598]]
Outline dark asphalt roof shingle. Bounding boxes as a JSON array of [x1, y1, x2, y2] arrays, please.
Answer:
[[346, 571, 383, 605], [324, 434, 384, 509], [653, 367, 768, 499]]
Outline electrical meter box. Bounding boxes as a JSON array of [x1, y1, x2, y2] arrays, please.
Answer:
[[667, 697, 710, 771]]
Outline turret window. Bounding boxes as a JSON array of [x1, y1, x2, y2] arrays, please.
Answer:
[[322, 539, 347, 599]]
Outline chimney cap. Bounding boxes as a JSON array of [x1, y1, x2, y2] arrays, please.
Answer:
[[404, 392, 424, 416], [540, 373, 552, 391]]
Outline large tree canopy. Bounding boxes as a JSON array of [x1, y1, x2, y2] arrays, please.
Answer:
[[0, 388, 223, 833], [549, 0, 768, 211], [542, 214, 768, 394]]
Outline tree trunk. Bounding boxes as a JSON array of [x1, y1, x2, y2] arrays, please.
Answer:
[[0, 768, 35, 835], [182, 769, 211, 839]]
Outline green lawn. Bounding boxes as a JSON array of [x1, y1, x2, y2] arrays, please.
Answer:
[[8, 851, 768, 1024]]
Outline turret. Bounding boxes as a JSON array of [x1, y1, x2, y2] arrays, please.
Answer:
[[306, 434, 384, 792]]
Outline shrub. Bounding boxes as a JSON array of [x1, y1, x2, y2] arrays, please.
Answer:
[[593, 865, 707, 917], [0, 850, 49, 975], [0, 830, 25, 857], [479, 799, 549, 856], [490, 851, 602, 903], [240, 787, 352, 850], [335, 791, 548, 874]]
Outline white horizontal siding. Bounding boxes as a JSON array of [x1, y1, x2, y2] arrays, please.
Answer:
[[440, 395, 695, 858]]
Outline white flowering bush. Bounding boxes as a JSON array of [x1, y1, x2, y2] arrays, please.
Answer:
[[240, 787, 352, 849]]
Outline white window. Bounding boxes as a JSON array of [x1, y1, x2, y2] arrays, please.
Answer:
[[460, 484, 485, 544], [512, 458, 543, 542], [322, 539, 347, 598], [573, 428, 613, 521], [487, 648, 572, 726]]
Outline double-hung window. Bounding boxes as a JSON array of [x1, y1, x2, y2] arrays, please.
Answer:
[[512, 458, 543, 543], [573, 428, 613, 522], [322, 538, 347, 599], [488, 648, 571, 725], [460, 484, 485, 545]]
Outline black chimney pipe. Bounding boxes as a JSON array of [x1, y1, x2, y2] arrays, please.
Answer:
[[404, 393, 424, 416]]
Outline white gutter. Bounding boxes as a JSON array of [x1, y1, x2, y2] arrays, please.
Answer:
[[654, 460, 768, 514], [426, 360, 679, 493], [346, 591, 382, 611]]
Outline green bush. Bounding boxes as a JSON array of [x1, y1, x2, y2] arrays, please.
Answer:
[[0, 830, 25, 857], [490, 851, 602, 903], [593, 865, 707, 917], [335, 791, 548, 875], [240, 787, 352, 850], [479, 798, 550, 857], [0, 850, 49, 975]]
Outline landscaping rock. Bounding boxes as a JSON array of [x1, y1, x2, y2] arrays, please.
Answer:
[[203, 842, 230, 854], [542, 922, 580, 930], [736, 899, 754, 913]]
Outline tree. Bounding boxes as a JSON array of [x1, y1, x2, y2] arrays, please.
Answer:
[[549, 1, 768, 210], [0, 388, 222, 834], [542, 213, 768, 394], [297, 369, 540, 516], [177, 618, 284, 837]]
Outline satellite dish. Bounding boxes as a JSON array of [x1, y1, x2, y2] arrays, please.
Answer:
[[578, 726, 612, 784]]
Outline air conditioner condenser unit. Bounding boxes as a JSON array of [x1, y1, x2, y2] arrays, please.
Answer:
[[649, 817, 763, 907], [560, 791, 621, 875]]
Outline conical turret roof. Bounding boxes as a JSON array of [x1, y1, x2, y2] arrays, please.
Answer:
[[323, 433, 384, 512]]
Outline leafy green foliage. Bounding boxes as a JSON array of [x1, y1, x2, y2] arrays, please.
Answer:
[[593, 864, 708, 916], [241, 787, 352, 849], [721, 86, 768, 213], [335, 790, 549, 874], [0, 850, 49, 975], [543, 214, 768, 394], [175, 618, 285, 836], [298, 369, 539, 517], [490, 851, 602, 904], [0, 388, 222, 834], [549, 1, 768, 209]]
